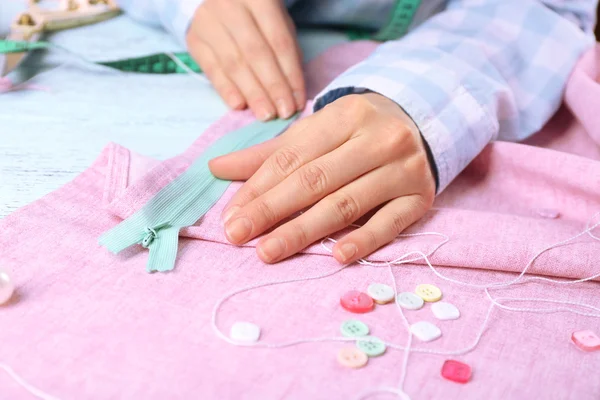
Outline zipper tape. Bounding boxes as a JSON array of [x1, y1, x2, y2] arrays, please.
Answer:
[[0, 0, 420, 75], [99, 114, 299, 272]]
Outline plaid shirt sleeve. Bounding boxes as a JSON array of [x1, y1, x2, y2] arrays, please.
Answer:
[[313, 0, 598, 193], [115, 0, 205, 46]]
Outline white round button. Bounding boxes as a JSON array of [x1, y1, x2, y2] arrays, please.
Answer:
[[396, 292, 424, 310], [410, 321, 442, 342], [230, 321, 261, 343], [367, 283, 395, 304], [431, 302, 460, 320], [0, 270, 14, 305]]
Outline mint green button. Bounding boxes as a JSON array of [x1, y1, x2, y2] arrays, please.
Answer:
[[340, 320, 370, 337], [356, 336, 386, 357]]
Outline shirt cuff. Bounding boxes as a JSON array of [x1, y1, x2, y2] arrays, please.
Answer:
[[167, 0, 205, 47], [313, 65, 497, 194]]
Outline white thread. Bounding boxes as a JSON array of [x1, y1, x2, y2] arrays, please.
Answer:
[[212, 215, 600, 399], [388, 262, 412, 393], [0, 363, 61, 400], [164, 52, 209, 84], [3, 215, 599, 399]]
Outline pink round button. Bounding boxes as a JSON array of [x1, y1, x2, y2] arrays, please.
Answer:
[[571, 330, 600, 352], [340, 290, 374, 313], [441, 360, 472, 384]]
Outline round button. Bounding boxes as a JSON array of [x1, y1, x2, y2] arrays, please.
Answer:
[[410, 321, 442, 342], [415, 284, 442, 302], [340, 290, 374, 313], [367, 283, 395, 304], [431, 302, 460, 320], [340, 320, 370, 337], [230, 321, 261, 343], [396, 292, 424, 310], [0, 270, 14, 305], [356, 336, 386, 357], [571, 330, 600, 352], [337, 347, 368, 368]]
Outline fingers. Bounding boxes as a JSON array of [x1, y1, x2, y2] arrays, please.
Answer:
[[193, 10, 276, 120], [223, 135, 382, 244], [187, 35, 245, 110], [332, 194, 427, 264], [252, 165, 406, 263], [209, 134, 287, 181], [219, 112, 354, 219], [218, 2, 296, 118], [247, 0, 306, 110]]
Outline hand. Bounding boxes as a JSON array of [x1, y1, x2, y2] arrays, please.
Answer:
[[209, 93, 436, 264], [186, 0, 305, 121]]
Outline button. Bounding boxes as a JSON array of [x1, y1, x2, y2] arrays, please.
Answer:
[[441, 360, 472, 383], [537, 208, 560, 219], [340, 290, 374, 313], [571, 330, 600, 351], [340, 320, 370, 337], [0, 270, 14, 305], [431, 302, 460, 320], [410, 321, 442, 342], [396, 292, 424, 310], [337, 347, 369, 368], [415, 284, 442, 302], [356, 336, 387, 357], [367, 283, 395, 304], [229, 322, 261, 343]]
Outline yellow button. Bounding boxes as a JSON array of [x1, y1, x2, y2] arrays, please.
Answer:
[[415, 284, 442, 302]]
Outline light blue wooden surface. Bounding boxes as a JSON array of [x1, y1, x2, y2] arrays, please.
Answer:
[[0, 2, 348, 217]]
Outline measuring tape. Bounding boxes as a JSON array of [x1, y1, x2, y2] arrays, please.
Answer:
[[346, 0, 422, 41], [0, 39, 201, 74], [0, 0, 421, 75]]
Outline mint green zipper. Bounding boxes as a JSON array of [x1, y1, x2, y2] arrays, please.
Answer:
[[99, 115, 299, 272]]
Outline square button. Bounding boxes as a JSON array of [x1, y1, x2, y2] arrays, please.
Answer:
[[441, 360, 472, 384]]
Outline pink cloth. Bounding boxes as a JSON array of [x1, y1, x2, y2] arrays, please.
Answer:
[[1, 42, 600, 400]]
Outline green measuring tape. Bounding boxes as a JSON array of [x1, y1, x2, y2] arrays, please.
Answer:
[[0, 0, 420, 75], [0, 39, 201, 74], [99, 115, 299, 272], [346, 0, 422, 41]]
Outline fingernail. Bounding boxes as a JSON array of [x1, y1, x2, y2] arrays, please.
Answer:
[[293, 91, 304, 109], [276, 99, 293, 119], [258, 237, 285, 262], [225, 217, 252, 243], [337, 243, 357, 263], [258, 107, 274, 121], [221, 205, 240, 225]]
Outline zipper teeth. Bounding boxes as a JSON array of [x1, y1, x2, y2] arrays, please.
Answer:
[[149, 131, 264, 228], [148, 116, 297, 228], [99, 115, 299, 260]]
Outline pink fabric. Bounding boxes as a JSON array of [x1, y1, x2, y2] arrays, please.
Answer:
[[1, 42, 600, 399]]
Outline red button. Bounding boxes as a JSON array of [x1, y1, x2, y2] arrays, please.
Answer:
[[441, 360, 471, 384], [340, 290, 374, 313]]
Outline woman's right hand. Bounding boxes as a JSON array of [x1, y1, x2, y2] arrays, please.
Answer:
[[186, 0, 306, 120]]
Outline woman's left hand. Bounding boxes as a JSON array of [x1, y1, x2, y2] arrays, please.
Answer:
[[209, 93, 436, 265]]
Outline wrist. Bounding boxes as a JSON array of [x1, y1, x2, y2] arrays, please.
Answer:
[[360, 92, 438, 193]]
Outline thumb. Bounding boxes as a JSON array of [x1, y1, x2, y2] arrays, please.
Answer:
[[208, 135, 283, 180]]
